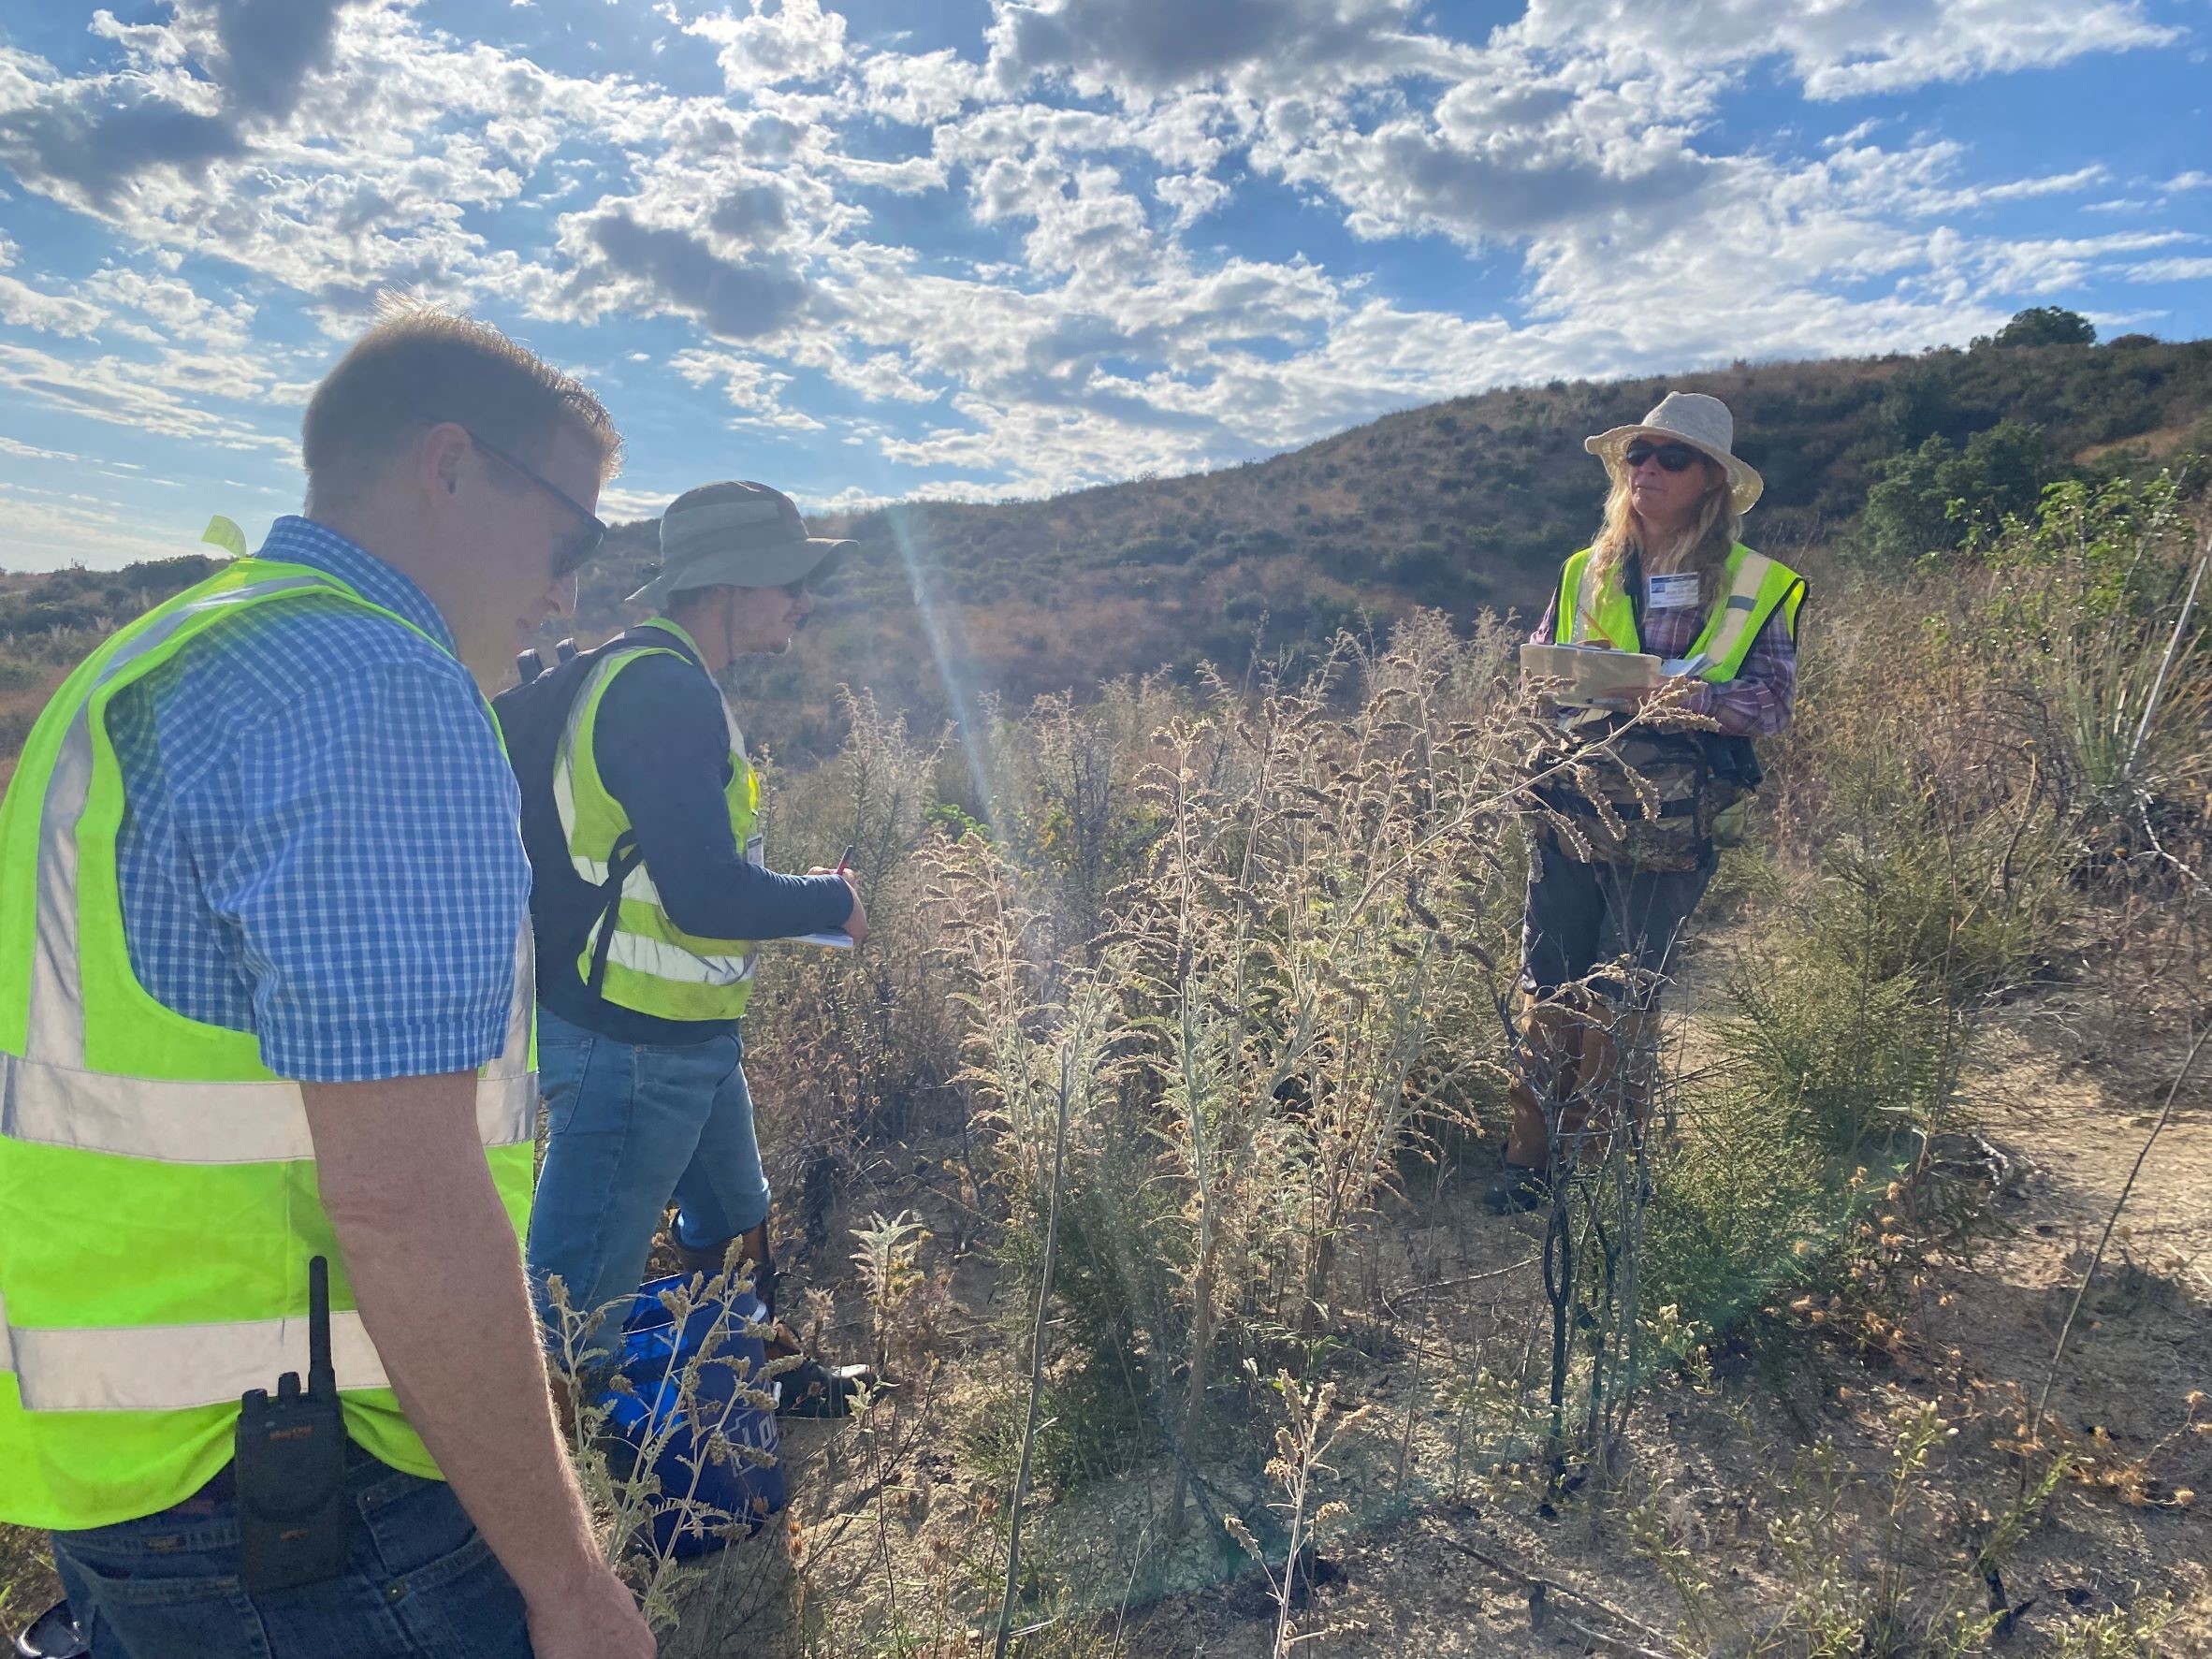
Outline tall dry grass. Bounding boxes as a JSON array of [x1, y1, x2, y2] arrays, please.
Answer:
[[710, 473, 2207, 1655]]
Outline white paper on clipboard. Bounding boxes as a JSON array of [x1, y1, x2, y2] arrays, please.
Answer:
[[791, 931, 855, 950]]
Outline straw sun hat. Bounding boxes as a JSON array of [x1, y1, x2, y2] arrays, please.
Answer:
[[1584, 391, 1764, 515]]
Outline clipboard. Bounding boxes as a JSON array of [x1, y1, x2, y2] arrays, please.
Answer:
[[1519, 642, 1664, 706]]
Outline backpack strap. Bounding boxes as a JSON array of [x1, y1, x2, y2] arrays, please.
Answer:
[[584, 832, 645, 997]]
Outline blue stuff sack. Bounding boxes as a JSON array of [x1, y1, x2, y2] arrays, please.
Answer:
[[597, 1272, 787, 1558]]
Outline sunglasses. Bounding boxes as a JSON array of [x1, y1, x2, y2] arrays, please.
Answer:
[[1623, 441, 1704, 473], [465, 429, 607, 575]]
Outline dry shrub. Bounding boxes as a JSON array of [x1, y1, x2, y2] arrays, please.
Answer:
[[744, 687, 967, 1229], [931, 611, 1533, 1550]]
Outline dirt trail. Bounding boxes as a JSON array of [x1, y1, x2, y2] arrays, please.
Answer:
[[654, 964, 2210, 1657], [1104, 985, 2212, 1656]]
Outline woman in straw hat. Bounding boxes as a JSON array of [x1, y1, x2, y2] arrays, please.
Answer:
[[1488, 391, 1807, 1215]]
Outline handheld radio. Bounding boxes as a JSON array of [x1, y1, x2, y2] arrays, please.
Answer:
[[235, 1255, 351, 1593]]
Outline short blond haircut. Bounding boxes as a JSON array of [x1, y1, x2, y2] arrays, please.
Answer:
[[301, 299, 622, 508]]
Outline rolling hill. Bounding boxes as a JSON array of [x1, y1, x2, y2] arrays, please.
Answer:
[[7, 323, 2211, 764]]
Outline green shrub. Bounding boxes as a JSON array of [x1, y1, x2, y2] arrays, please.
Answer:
[[1860, 420, 2050, 560], [1970, 472, 2211, 872], [1644, 1092, 1841, 1356], [1118, 532, 1197, 566], [1994, 305, 2096, 348]]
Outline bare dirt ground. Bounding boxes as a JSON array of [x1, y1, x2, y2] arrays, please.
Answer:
[[665, 940, 2212, 1658], [1106, 1024, 2212, 1658]]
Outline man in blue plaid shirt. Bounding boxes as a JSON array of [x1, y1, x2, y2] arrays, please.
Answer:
[[23, 308, 655, 1659]]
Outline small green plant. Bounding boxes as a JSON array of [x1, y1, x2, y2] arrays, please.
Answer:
[[2045, 1593, 2186, 1658], [851, 1210, 930, 1378], [1223, 1364, 1369, 1659], [1635, 1404, 2068, 1658]]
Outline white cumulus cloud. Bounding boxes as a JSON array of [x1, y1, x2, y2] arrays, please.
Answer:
[[687, 0, 851, 91], [0, 0, 2199, 531]]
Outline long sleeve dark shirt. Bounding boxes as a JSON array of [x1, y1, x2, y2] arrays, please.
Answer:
[[533, 627, 851, 1046], [595, 652, 852, 940]]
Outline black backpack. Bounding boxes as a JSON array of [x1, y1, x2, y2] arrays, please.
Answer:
[[494, 638, 652, 995]]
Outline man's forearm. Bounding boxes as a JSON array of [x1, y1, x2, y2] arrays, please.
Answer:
[[653, 856, 854, 940], [595, 662, 853, 939], [303, 1075, 601, 1608]]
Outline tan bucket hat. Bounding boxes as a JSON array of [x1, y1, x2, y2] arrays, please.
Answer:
[[1584, 391, 1763, 515], [626, 480, 855, 606]]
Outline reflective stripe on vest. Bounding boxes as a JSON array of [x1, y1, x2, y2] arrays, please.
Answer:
[[0, 1049, 533, 1164], [599, 927, 755, 986], [0, 1287, 394, 1413]]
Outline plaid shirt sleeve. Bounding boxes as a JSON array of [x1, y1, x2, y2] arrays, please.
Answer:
[[1530, 589, 1560, 646], [1681, 605, 1797, 736]]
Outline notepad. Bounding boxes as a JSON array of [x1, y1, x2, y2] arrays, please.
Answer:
[[790, 931, 855, 950]]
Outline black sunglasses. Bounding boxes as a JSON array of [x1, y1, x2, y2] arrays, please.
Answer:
[[465, 429, 607, 574], [1623, 441, 1704, 473]]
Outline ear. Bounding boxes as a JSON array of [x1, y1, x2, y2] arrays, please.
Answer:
[[416, 422, 473, 502]]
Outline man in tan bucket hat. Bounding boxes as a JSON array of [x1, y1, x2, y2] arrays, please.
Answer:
[[496, 481, 874, 1414]]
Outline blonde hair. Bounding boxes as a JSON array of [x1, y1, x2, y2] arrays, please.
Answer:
[[1584, 452, 1742, 618]]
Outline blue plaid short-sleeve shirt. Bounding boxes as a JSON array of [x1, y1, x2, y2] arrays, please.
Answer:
[[106, 517, 531, 1083]]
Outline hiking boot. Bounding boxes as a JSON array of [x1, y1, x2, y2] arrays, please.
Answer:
[[1483, 1162, 1550, 1215], [1505, 998, 1584, 1168]]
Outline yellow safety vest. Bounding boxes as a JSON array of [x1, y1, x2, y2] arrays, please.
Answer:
[[0, 558, 535, 1530], [1552, 541, 1805, 677], [549, 618, 765, 1023]]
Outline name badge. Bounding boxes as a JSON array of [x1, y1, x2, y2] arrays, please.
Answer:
[[1648, 573, 1700, 610]]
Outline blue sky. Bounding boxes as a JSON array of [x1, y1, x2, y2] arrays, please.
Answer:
[[0, 0, 2207, 570]]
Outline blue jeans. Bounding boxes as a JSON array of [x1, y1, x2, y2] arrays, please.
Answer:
[[50, 1455, 530, 1659], [527, 1007, 771, 1371]]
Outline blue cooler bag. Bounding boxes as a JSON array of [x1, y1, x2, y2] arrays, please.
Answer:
[[598, 1272, 787, 1558]]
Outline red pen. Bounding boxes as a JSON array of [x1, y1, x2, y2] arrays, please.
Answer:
[[835, 844, 854, 877]]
